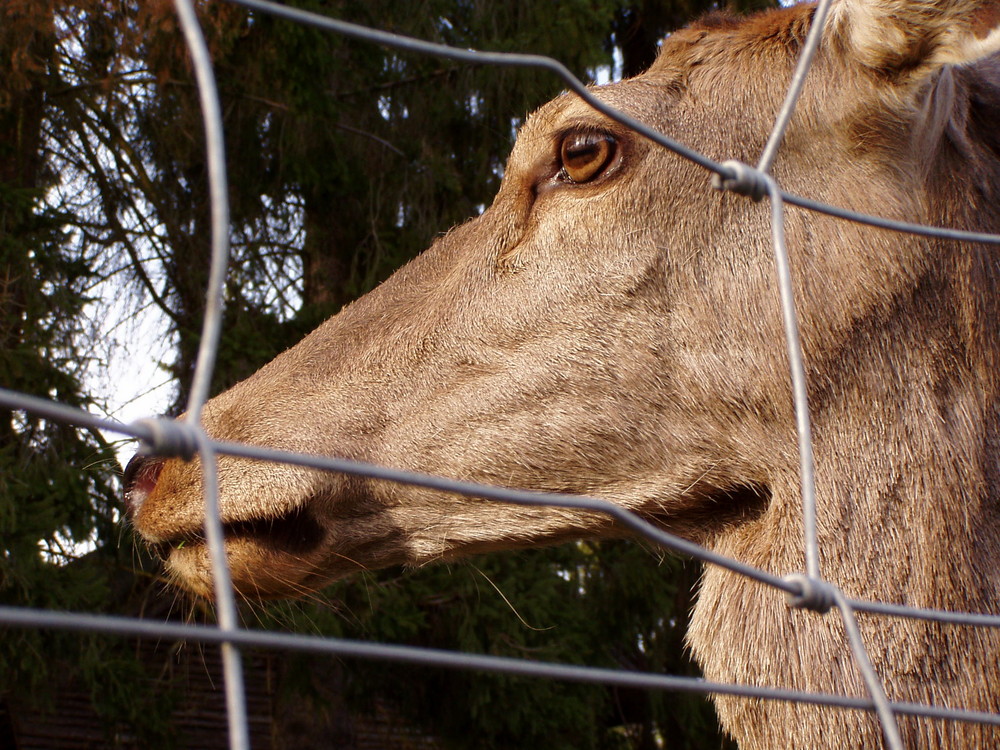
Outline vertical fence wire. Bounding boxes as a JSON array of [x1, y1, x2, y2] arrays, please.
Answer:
[[757, 0, 835, 583], [0, 1, 999, 748], [756, 0, 835, 174], [764, 176, 821, 580], [171, 2, 248, 748]]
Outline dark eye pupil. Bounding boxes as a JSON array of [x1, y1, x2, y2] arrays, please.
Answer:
[[564, 140, 602, 167], [560, 133, 615, 183]]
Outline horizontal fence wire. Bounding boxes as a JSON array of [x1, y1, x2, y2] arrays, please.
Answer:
[[2, 1, 1000, 749], [3, 604, 1000, 728], [230, 0, 1000, 247], [4, 383, 1000, 636], [5, 382, 1000, 634]]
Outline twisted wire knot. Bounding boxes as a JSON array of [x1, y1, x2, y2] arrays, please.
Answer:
[[131, 417, 200, 461], [711, 160, 769, 202], [783, 573, 836, 614]]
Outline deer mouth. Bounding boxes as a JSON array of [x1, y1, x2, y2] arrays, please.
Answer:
[[123, 453, 334, 597], [125, 453, 395, 598], [151, 504, 334, 600], [151, 504, 326, 561], [125, 452, 328, 572]]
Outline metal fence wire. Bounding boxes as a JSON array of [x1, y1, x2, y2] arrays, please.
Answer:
[[3, 0, 1000, 748]]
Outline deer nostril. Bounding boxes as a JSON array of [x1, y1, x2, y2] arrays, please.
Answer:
[[123, 453, 166, 519]]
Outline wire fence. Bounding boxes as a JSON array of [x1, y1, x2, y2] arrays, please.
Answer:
[[2, 0, 1000, 748]]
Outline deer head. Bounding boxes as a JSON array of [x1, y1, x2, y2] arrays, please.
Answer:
[[125, 1, 1000, 747]]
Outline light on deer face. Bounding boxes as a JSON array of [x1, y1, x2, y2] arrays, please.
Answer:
[[124, 78, 770, 599]]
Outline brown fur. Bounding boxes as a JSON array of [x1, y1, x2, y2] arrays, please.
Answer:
[[124, 1, 1000, 747]]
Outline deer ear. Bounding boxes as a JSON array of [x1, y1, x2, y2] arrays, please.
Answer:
[[836, 0, 1000, 76]]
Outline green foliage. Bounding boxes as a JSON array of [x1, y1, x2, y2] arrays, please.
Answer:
[[0, 181, 116, 615], [0, 8, 174, 742]]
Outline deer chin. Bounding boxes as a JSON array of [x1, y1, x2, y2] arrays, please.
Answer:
[[156, 504, 335, 599]]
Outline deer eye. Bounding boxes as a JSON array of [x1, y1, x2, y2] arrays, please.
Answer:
[[558, 131, 616, 184]]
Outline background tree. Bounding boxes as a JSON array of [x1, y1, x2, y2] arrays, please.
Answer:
[[0, 1, 178, 742], [1, 1, 773, 746]]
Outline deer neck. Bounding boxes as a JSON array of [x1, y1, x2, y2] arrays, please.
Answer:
[[686, 267, 1000, 748]]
